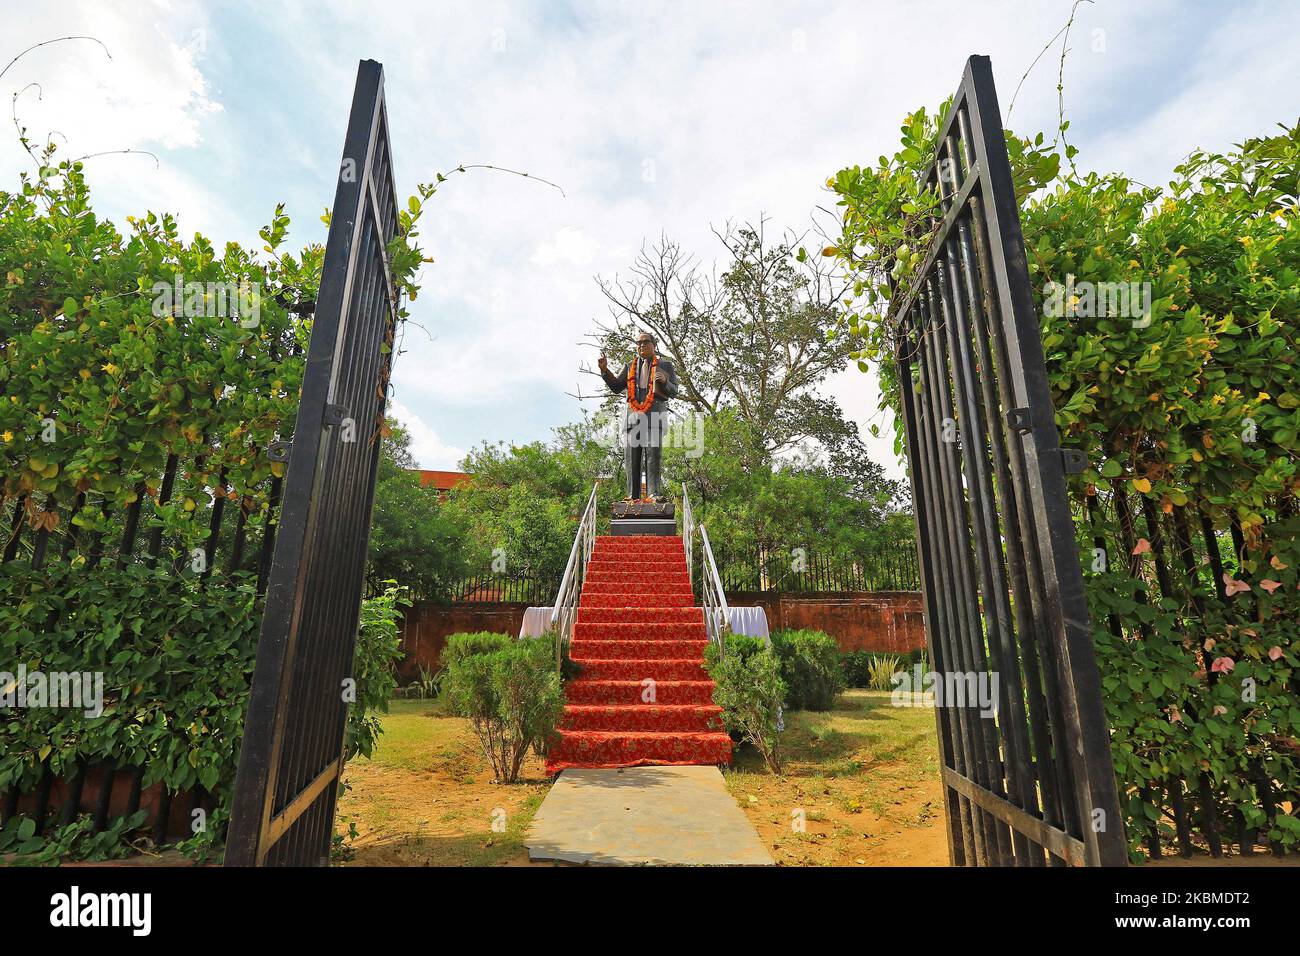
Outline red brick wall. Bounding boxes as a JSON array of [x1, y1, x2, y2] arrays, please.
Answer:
[[397, 591, 925, 680], [728, 591, 925, 654], [397, 602, 530, 682]]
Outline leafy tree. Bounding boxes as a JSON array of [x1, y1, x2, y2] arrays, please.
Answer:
[[442, 433, 619, 577], [366, 420, 470, 598], [665, 407, 905, 557], [588, 220, 868, 466]]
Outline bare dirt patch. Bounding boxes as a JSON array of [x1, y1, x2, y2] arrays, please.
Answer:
[[335, 700, 552, 866]]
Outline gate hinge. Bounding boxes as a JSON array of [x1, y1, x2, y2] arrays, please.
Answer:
[[267, 440, 292, 463], [1007, 407, 1033, 434], [324, 403, 350, 427], [1060, 448, 1088, 475]]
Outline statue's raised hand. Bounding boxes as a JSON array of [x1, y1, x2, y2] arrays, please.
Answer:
[[597, 353, 609, 373]]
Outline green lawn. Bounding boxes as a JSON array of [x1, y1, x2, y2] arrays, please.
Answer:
[[723, 689, 947, 865], [335, 698, 552, 866]]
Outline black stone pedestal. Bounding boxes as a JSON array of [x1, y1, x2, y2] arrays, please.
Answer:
[[610, 500, 676, 536]]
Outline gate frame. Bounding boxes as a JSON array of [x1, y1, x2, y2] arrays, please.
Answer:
[[225, 59, 400, 866], [890, 55, 1127, 867]]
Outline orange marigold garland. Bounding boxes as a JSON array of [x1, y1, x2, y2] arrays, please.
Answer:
[[626, 354, 658, 413]]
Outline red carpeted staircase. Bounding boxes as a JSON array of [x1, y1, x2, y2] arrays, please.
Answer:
[[545, 534, 733, 773]]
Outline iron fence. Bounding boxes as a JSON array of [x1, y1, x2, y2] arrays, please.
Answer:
[[711, 544, 920, 594], [442, 569, 562, 605]]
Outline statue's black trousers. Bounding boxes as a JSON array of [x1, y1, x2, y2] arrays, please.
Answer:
[[623, 410, 666, 499]]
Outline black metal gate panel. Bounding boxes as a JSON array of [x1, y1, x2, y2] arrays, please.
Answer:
[[225, 60, 400, 866], [891, 56, 1126, 866]]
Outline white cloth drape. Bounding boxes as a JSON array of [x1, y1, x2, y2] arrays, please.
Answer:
[[518, 606, 554, 639], [727, 606, 770, 640]]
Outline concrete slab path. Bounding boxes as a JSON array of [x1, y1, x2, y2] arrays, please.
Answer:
[[525, 765, 773, 866]]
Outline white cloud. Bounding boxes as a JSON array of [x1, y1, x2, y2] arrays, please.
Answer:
[[5, 0, 1298, 486], [390, 400, 467, 471], [531, 226, 603, 267]]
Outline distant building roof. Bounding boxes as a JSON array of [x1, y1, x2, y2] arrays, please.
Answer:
[[412, 469, 471, 492]]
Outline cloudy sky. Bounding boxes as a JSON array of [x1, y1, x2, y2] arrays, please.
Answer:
[[3, 0, 1297, 478]]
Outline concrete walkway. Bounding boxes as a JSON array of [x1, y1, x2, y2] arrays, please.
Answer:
[[525, 765, 773, 866]]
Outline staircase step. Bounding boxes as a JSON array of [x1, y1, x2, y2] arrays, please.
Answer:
[[560, 704, 723, 733], [580, 591, 696, 608], [572, 638, 707, 660], [583, 569, 692, 586], [571, 658, 710, 681], [595, 534, 683, 546], [546, 730, 732, 772], [563, 679, 719, 705], [574, 621, 707, 641], [593, 541, 685, 554], [581, 579, 694, 594], [588, 556, 686, 568], [592, 553, 686, 564], [574, 624, 707, 639], [577, 606, 703, 624]]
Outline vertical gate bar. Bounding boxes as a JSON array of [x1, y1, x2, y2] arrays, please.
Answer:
[[896, 311, 968, 866], [202, 467, 228, 581], [923, 267, 1013, 864], [973, 147, 1085, 864], [910, 301, 985, 866], [276, 222, 381, 819], [912, 291, 991, 864], [958, 119, 1066, 862], [938, 148, 1040, 865], [93, 763, 117, 832], [254, 473, 283, 595], [115, 482, 147, 568], [145, 453, 179, 567], [316, 227, 396, 851]]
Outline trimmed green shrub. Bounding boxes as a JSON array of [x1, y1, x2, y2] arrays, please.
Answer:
[[704, 635, 785, 774], [444, 636, 563, 783], [440, 631, 512, 669], [770, 629, 845, 711], [841, 650, 874, 688]]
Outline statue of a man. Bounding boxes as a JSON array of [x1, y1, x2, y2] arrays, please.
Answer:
[[597, 332, 679, 501]]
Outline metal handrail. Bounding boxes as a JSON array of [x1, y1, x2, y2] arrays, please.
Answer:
[[682, 483, 729, 656], [549, 480, 601, 671]]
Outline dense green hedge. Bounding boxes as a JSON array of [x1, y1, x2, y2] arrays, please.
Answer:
[[770, 629, 845, 711], [0, 145, 435, 861]]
